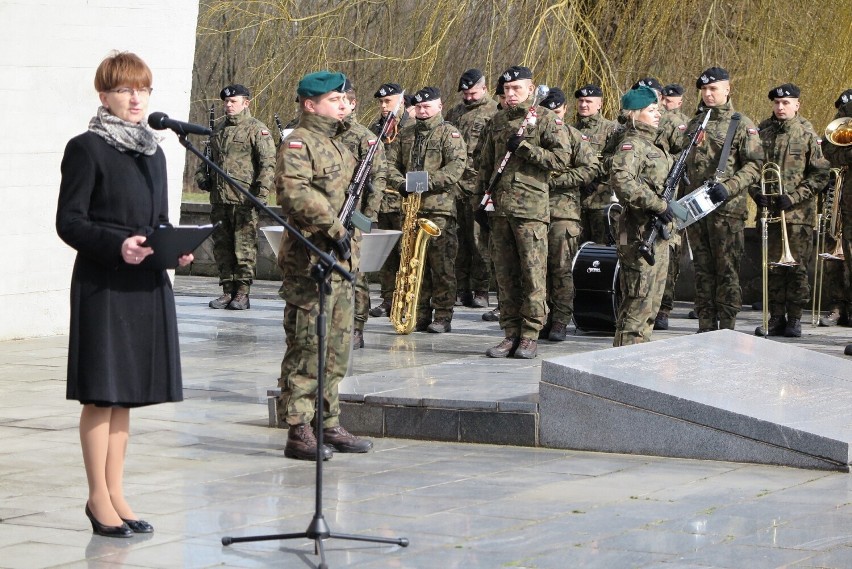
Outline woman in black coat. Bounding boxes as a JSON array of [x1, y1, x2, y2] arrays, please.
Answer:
[[56, 51, 192, 538]]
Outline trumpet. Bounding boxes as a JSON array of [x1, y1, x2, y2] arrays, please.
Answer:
[[756, 162, 797, 337], [825, 117, 852, 146]]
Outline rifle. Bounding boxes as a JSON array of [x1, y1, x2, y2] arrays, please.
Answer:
[[274, 113, 287, 146], [638, 109, 711, 265], [474, 85, 550, 228], [337, 91, 405, 233], [203, 104, 214, 180]]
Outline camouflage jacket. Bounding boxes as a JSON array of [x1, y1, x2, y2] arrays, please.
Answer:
[[609, 121, 674, 244], [335, 116, 386, 222], [478, 101, 573, 223], [386, 113, 467, 216], [370, 115, 409, 214], [658, 107, 690, 154], [445, 95, 499, 197], [684, 100, 764, 221], [574, 112, 619, 208], [195, 108, 276, 205], [549, 123, 601, 221], [821, 102, 852, 218], [274, 112, 358, 290], [751, 115, 829, 226]]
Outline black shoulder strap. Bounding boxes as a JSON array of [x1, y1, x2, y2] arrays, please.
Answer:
[[715, 113, 741, 178]]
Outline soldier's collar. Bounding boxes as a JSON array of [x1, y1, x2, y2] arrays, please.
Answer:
[[300, 112, 345, 137], [225, 107, 251, 125], [415, 113, 443, 130]]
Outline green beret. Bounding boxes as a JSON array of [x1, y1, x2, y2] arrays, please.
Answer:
[[297, 71, 347, 98], [621, 86, 658, 111]]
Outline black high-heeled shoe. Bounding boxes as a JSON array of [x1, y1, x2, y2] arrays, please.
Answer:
[[121, 517, 154, 533], [85, 503, 133, 538]]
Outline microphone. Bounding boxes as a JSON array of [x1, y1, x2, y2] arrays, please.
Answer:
[[148, 112, 212, 136]]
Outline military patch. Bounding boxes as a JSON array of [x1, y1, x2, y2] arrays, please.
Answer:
[[555, 119, 563, 125], [621, 143, 633, 151], [288, 141, 303, 149], [451, 132, 461, 138], [747, 128, 758, 135], [817, 138, 822, 145], [677, 124, 687, 131], [581, 134, 589, 141], [368, 139, 378, 146], [261, 129, 270, 136]]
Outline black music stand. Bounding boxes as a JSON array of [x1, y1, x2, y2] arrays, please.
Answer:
[[174, 134, 409, 568]]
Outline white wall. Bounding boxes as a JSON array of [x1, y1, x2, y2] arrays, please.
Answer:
[[0, 0, 199, 340]]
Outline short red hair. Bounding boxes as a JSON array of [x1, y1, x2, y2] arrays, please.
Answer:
[[94, 51, 152, 92]]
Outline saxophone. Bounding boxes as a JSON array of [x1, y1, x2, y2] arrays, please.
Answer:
[[390, 183, 441, 334]]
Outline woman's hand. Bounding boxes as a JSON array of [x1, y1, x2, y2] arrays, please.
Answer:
[[177, 253, 194, 267], [122, 235, 153, 265]]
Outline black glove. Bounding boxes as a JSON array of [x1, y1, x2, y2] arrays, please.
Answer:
[[777, 194, 794, 210], [396, 181, 408, 196], [581, 182, 598, 197], [753, 192, 770, 208], [506, 134, 524, 152], [370, 221, 379, 230], [331, 233, 352, 260], [473, 206, 490, 230], [198, 180, 211, 192], [657, 203, 675, 223], [708, 182, 729, 204]]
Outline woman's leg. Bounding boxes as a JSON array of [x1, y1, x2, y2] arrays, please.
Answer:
[[80, 405, 123, 526], [105, 407, 136, 520]]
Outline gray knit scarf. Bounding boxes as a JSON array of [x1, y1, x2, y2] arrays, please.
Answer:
[[88, 106, 159, 155]]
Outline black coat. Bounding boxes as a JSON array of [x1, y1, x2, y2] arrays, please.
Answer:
[[56, 131, 183, 406]]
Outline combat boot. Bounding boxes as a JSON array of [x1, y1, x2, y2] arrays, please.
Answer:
[[284, 424, 332, 461], [460, 290, 474, 307], [209, 292, 233, 309], [548, 322, 569, 342], [755, 315, 786, 337], [322, 426, 373, 453], [784, 317, 802, 338], [227, 292, 250, 310], [482, 308, 500, 322], [368, 299, 391, 318], [352, 329, 364, 349], [485, 336, 519, 358], [414, 317, 431, 332], [471, 291, 489, 308], [819, 307, 842, 327], [427, 318, 452, 333], [653, 312, 669, 330], [454, 291, 464, 307], [687, 309, 698, 320], [538, 322, 552, 340], [845, 344, 852, 356], [513, 338, 538, 359]]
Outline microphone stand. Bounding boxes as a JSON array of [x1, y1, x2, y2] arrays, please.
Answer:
[[174, 134, 409, 568]]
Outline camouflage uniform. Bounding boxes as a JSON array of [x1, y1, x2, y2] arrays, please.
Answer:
[[610, 121, 674, 346], [547, 124, 600, 328], [478, 102, 573, 339], [386, 114, 467, 323], [446, 95, 499, 297], [752, 115, 829, 321], [574, 112, 619, 244], [275, 112, 358, 429], [821, 100, 852, 325], [336, 116, 386, 332], [195, 107, 276, 295], [369, 118, 404, 307], [684, 101, 763, 331]]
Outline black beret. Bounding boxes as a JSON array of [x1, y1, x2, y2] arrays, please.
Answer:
[[220, 84, 250, 99], [662, 83, 685, 97], [768, 83, 800, 100], [413, 86, 441, 103], [632, 77, 662, 91], [373, 83, 403, 98], [696, 67, 729, 88], [541, 87, 566, 110], [343, 77, 354, 92], [458, 68, 484, 91], [495, 81, 505, 96], [403, 94, 415, 108], [500, 66, 533, 83], [574, 84, 603, 98], [834, 89, 852, 109]]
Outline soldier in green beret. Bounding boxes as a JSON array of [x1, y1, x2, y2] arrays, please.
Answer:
[[275, 71, 373, 461], [195, 84, 276, 310]]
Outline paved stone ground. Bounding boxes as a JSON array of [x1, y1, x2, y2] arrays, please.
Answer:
[[1, 276, 851, 569]]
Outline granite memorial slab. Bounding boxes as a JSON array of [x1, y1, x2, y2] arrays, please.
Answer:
[[540, 329, 852, 471]]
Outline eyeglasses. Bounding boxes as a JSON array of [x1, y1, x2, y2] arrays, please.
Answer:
[[108, 87, 153, 97]]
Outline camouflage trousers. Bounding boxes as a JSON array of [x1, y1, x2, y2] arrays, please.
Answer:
[[376, 211, 401, 302], [687, 215, 744, 330], [613, 239, 670, 346], [210, 204, 258, 294], [659, 238, 682, 314], [277, 275, 352, 428], [546, 219, 582, 325], [767, 224, 813, 319], [416, 214, 458, 321], [354, 271, 370, 331], [454, 197, 491, 292], [490, 216, 548, 339], [582, 206, 619, 246]]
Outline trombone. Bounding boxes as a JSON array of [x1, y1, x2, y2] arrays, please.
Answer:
[[757, 162, 798, 337], [811, 167, 845, 325]]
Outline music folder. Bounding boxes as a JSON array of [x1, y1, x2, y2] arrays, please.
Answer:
[[139, 223, 218, 269]]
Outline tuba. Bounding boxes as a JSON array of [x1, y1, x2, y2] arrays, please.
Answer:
[[390, 173, 441, 334], [825, 117, 852, 146]]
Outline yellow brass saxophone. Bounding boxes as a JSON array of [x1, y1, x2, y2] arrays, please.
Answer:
[[389, 189, 441, 334]]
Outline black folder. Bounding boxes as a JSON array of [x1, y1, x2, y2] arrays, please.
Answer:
[[139, 224, 217, 270]]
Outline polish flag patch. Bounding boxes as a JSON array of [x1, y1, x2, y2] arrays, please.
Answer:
[[368, 138, 378, 146], [817, 139, 822, 145], [261, 129, 270, 136], [288, 140, 303, 149], [451, 132, 461, 138], [621, 143, 633, 151], [581, 134, 590, 141], [555, 119, 563, 125], [747, 128, 758, 135], [677, 124, 687, 131]]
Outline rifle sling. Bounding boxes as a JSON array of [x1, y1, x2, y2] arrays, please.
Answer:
[[714, 113, 741, 179]]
